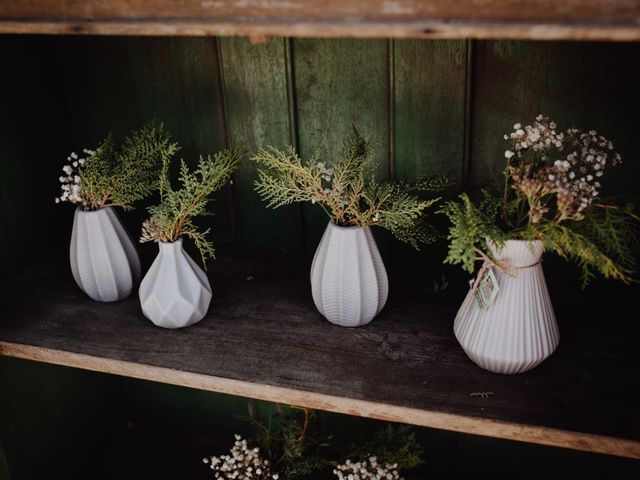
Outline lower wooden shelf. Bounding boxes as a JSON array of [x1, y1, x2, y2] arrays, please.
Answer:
[[0, 248, 639, 459]]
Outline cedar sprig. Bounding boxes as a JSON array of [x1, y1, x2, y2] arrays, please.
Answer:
[[140, 148, 243, 264], [440, 115, 639, 286], [56, 121, 178, 210], [252, 129, 447, 249]]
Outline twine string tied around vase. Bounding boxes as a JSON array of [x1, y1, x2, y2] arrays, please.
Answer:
[[457, 247, 542, 317]]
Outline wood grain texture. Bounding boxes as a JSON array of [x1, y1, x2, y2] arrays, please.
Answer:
[[1, 1, 640, 40], [218, 37, 303, 254], [293, 38, 390, 250], [390, 39, 469, 267], [393, 40, 468, 187], [0, 250, 639, 459], [469, 41, 640, 191]]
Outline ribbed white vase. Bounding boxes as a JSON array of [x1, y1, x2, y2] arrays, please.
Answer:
[[139, 238, 212, 329], [310, 222, 388, 327], [454, 240, 559, 374], [70, 206, 141, 302]]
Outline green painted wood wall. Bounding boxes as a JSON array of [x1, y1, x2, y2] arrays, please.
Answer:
[[45, 36, 640, 266], [1, 35, 640, 480]]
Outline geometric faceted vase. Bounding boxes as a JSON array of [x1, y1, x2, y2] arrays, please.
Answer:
[[139, 238, 212, 329], [454, 240, 559, 374], [310, 222, 388, 327], [70, 206, 141, 302]]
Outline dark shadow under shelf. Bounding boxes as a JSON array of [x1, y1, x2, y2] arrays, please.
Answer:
[[0, 247, 639, 459]]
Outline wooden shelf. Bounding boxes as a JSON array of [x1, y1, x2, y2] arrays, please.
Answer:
[[0, 248, 639, 459], [0, 0, 639, 41]]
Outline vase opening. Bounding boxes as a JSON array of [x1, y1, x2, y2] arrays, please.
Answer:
[[159, 238, 183, 253], [327, 221, 368, 232]]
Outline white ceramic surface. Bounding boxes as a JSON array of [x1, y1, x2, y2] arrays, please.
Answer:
[[70, 206, 141, 302], [454, 239, 559, 374], [139, 238, 212, 329], [310, 222, 388, 327]]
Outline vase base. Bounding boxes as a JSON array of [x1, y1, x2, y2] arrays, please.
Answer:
[[457, 331, 560, 375]]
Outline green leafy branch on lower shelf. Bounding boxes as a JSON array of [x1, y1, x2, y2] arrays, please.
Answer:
[[203, 406, 424, 480]]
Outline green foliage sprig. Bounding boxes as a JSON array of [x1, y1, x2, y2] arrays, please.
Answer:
[[440, 115, 639, 286], [140, 148, 243, 264], [345, 424, 423, 472], [210, 405, 424, 480], [56, 121, 178, 211], [252, 129, 448, 249], [246, 407, 331, 480]]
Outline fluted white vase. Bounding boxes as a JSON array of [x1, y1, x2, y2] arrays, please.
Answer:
[[310, 222, 388, 327], [70, 206, 141, 302], [454, 240, 559, 374], [139, 238, 212, 329]]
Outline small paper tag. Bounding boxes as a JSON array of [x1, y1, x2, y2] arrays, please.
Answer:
[[474, 268, 500, 310]]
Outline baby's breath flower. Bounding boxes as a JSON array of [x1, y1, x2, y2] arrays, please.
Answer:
[[203, 435, 278, 480], [333, 457, 403, 480], [55, 122, 178, 211], [55, 149, 92, 208], [505, 115, 621, 222]]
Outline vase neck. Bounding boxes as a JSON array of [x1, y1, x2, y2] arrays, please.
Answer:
[[488, 239, 543, 267], [159, 238, 184, 254], [76, 206, 113, 216], [327, 221, 367, 233]]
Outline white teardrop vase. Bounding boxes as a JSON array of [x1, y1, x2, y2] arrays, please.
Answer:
[[70, 206, 141, 302], [310, 222, 388, 327], [453, 240, 559, 374], [139, 238, 212, 329]]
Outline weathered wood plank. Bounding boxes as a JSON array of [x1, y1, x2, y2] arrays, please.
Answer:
[[393, 40, 468, 188], [469, 41, 640, 193], [218, 37, 303, 254], [293, 38, 390, 251], [391, 39, 468, 266], [55, 37, 232, 243], [0, 250, 639, 459], [3, 0, 639, 22], [1, 1, 640, 41]]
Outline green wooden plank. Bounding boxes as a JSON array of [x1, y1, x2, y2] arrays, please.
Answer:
[[470, 41, 640, 196], [392, 39, 468, 270], [54, 37, 231, 247], [218, 37, 303, 254], [393, 40, 468, 188], [293, 39, 390, 252]]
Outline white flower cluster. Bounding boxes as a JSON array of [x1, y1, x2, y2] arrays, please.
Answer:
[[203, 435, 279, 480], [505, 115, 621, 222], [504, 114, 563, 157], [55, 149, 94, 207], [333, 457, 402, 480]]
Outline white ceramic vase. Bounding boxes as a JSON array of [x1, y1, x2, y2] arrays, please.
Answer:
[[454, 240, 560, 374], [139, 238, 212, 329], [310, 222, 388, 327], [70, 206, 141, 302]]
